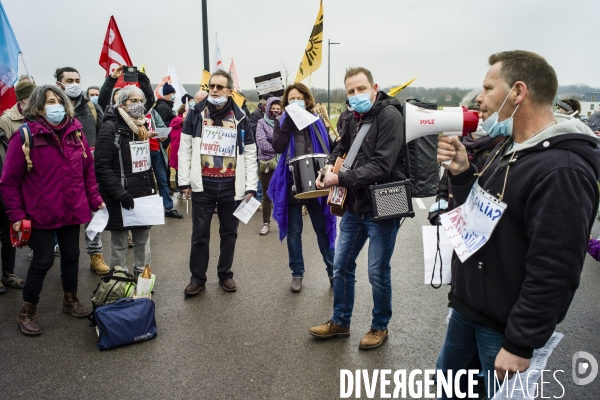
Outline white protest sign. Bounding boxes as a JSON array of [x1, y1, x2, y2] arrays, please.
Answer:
[[85, 208, 109, 240], [254, 72, 285, 96], [200, 126, 237, 157], [233, 197, 261, 224], [440, 180, 506, 262], [422, 226, 453, 285], [285, 102, 319, 131], [121, 195, 165, 227], [492, 332, 564, 400], [129, 140, 151, 173]]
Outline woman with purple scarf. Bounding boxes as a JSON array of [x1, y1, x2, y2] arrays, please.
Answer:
[[255, 96, 282, 236], [269, 83, 336, 293]]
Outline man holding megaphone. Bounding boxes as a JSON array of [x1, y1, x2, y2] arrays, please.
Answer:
[[310, 67, 405, 350], [435, 50, 600, 397]]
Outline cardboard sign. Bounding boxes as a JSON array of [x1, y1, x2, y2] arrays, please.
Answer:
[[129, 140, 151, 173], [200, 126, 237, 157], [254, 72, 285, 96], [440, 180, 506, 262]]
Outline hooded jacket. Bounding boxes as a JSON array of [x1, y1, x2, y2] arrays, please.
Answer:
[[0, 118, 103, 229], [255, 97, 280, 161], [169, 114, 184, 169], [448, 113, 600, 358], [327, 91, 405, 216]]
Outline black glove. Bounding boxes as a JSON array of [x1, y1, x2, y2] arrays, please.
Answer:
[[119, 193, 134, 210]]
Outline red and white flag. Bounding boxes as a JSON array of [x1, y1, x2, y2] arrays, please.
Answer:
[[99, 16, 133, 78], [212, 33, 223, 72], [229, 58, 240, 92]]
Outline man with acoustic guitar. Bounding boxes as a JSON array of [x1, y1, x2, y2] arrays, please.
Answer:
[[310, 67, 405, 350]]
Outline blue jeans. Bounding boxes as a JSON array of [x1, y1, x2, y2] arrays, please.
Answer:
[[151, 150, 174, 211], [331, 211, 400, 331], [436, 309, 504, 399], [287, 200, 334, 278]]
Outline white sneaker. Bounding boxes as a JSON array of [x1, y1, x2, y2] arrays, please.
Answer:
[[54, 244, 61, 257], [259, 223, 270, 236]]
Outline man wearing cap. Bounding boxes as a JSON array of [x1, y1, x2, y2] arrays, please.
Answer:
[[0, 80, 34, 293], [155, 82, 177, 127]]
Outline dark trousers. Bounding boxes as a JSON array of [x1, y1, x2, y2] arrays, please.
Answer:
[[23, 224, 81, 305], [0, 204, 16, 275], [189, 180, 239, 284], [258, 170, 274, 223]]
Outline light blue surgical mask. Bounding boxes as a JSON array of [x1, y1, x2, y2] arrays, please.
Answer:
[[45, 104, 66, 125], [348, 93, 373, 114], [89, 96, 99, 105], [481, 86, 519, 138], [290, 99, 305, 110]]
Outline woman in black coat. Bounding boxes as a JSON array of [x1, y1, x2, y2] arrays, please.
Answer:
[[94, 86, 155, 276]]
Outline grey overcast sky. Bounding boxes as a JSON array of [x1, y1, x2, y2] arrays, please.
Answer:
[[4, 0, 599, 91]]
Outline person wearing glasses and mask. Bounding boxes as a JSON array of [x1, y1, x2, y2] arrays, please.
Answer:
[[269, 83, 336, 293], [94, 86, 155, 277], [179, 70, 258, 295]]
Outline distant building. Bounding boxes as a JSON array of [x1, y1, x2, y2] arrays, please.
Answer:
[[583, 92, 600, 102], [444, 94, 452, 102]]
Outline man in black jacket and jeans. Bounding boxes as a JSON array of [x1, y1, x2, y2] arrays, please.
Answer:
[[310, 67, 405, 350], [436, 50, 600, 398]]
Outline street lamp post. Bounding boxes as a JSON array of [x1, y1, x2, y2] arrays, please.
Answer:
[[202, 0, 210, 71], [328, 39, 340, 116]]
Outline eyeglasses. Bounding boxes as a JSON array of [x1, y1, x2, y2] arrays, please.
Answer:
[[127, 98, 145, 104], [208, 84, 230, 91]]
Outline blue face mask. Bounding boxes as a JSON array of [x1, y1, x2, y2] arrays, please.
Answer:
[[290, 99, 305, 110], [89, 96, 99, 105], [45, 104, 66, 125], [481, 86, 519, 138], [348, 93, 373, 114]]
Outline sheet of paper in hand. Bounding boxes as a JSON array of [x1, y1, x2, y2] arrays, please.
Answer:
[[285, 102, 319, 131], [233, 197, 261, 224], [154, 127, 171, 139], [86, 208, 109, 240], [121, 195, 165, 227], [129, 141, 151, 173], [440, 179, 506, 263], [200, 126, 237, 157]]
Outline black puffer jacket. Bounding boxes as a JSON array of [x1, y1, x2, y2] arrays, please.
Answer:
[[154, 98, 175, 127], [448, 128, 600, 358], [328, 92, 405, 216], [94, 110, 155, 231]]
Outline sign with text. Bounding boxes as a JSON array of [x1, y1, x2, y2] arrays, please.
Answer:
[[254, 72, 285, 96], [129, 140, 151, 173], [200, 126, 237, 157], [440, 180, 506, 262]]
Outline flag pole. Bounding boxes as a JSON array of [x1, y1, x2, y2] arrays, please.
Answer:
[[202, 0, 210, 71], [19, 53, 32, 81]]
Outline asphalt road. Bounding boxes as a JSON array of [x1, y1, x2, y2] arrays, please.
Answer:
[[0, 196, 598, 399]]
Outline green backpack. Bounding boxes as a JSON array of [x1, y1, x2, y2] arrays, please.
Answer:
[[90, 266, 137, 325]]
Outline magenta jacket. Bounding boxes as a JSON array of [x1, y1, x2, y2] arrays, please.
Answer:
[[169, 115, 183, 169], [0, 118, 103, 229]]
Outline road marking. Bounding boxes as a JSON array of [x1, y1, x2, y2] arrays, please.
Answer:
[[415, 198, 426, 210]]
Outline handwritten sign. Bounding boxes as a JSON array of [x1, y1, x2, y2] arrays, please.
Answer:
[[200, 126, 237, 157], [440, 180, 506, 262], [130, 140, 151, 173]]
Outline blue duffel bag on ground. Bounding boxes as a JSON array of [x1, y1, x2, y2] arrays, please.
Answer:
[[95, 297, 157, 351]]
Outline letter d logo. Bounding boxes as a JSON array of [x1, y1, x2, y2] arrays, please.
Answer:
[[572, 351, 598, 385]]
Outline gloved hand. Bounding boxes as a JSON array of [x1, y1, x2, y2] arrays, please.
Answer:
[[119, 193, 134, 210]]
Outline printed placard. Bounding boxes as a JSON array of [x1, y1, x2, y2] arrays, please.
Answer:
[[130, 140, 151, 173], [440, 180, 507, 262], [200, 126, 237, 157]]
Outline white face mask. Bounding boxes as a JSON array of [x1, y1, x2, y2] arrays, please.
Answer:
[[60, 82, 82, 98], [207, 95, 227, 107]]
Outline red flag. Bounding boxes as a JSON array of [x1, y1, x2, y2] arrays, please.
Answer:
[[99, 16, 133, 78], [0, 87, 16, 114]]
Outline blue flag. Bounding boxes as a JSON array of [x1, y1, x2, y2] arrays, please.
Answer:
[[0, 0, 21, 96]]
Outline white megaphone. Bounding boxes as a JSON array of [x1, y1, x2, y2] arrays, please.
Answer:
[[404, 101, 479, 143]]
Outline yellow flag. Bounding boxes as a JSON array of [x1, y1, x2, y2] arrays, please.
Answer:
[[231, 91, 245, 108], [294, 0, 323, 83], [199, 70, 211, 91], [388, 77, 417, 97]]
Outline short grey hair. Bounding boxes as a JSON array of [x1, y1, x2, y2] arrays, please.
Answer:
[[18, 74, 34, 83], [116, 86, 145, 107], [210, 70, 234, 89], [22, 85, 74, 120], [461, 89, 482, 111]]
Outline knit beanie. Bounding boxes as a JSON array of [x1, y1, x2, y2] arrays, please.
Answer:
[[162, 83, 176, 96], [15, 81, 36, 101]]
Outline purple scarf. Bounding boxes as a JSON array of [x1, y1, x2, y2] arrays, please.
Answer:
[[268, 113, 337, 248]]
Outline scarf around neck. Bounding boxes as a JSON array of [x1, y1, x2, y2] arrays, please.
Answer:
[[118, 106, 149, 141], [207, 97, 234, 127]]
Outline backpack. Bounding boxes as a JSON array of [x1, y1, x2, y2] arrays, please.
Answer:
[[89, 266, 137, 325]]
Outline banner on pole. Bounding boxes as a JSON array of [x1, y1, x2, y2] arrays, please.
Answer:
[[254, 72, 285, 97]]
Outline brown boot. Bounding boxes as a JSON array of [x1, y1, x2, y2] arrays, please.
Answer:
[[90, 254, 110, 275], [309, 320, 350, 339], [62, 292, 91, 318], [358, 328, 388, 350], [17, 302, 42, 336]]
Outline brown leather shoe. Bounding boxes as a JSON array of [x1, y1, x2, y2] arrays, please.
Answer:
[[17, 302, 42, 336], [62, 293, 91, 318], [309, 320, 350, 339], [359, 328, 388, 350], [291, 277, 302, 293], [184, 282, 206, 296], [219, 279, 237, 292]]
